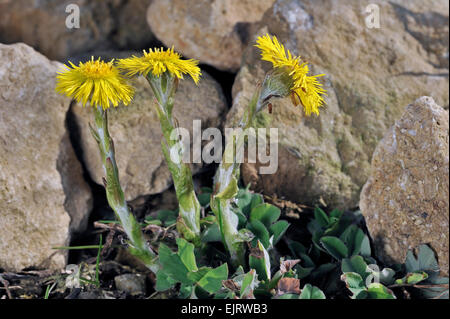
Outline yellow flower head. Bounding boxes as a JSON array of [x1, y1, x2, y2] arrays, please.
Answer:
[[117, 47, 201, 84], [56, 57, 134, 109], [255, 34, 326, 116]]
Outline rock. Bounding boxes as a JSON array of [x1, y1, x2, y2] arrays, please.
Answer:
[[147, 0, 275, 71], [57, 133, 93, 236], [360, 96, 449, 275], [72, 71, 227, 201], [0, 43, 92, 271], [0, 0, 154, 61], [114, 273, 147, 295], [76, 289, 117, 299], [229, 0, 449, 209]]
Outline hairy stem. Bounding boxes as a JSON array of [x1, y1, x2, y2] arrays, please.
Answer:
[[211, 88, 262, 267], [91, 105, 158, 273], [147, 74, 201, 245]]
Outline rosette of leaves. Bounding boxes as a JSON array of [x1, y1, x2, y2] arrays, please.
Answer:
[[287, 208, 373, 295], [340, 255, 397, 299], [155, 238, 229, 298], [234, 187, 290, 250], [199, 186, 290, 267], [340, 245, 448, 299]]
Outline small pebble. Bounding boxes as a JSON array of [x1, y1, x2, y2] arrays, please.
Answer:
[[114, 274, 146, 296]]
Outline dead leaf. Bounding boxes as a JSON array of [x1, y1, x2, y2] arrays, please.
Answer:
[[277, 277, 301, 295], [280, 259, 301, 274], [223, 279, 239, 292]]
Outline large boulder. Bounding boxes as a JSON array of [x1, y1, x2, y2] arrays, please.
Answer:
[[229, 0, 449, 209], [147, 0, 276, 71], [0, 0, 154, 61], [0, 43, 92, 271], [72, 72, 227, 201], [360, 96, 449, 275]]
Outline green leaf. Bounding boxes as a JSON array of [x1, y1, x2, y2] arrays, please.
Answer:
[[176, 238, 198, 272], [155, 269, 176, 291], [250, 193, 264, 211], [417, 245, 439, 272], [419, 275, 449, 299], [179, 283, 194, 299], [198, 193, 211, 207], [248, 219, 270, 248], [366, 283, 396, 299], [201, 223, 222, 243], [341, 256, 370, 281], [235, 209, 248, 228], [341, 272, 366, 298], [158, 243, 192, 285], [323, 217, 340, 236], [287, 241, 307, 257], [249, 240, 271, 281], [298, 252, 315, 268], [198, 188, 212, 207], [311, 231, 327, 253], [215, 176, 239, 200], [320, 236, 349, 260], [236, 188, 254, 216], [339, 225, 367, 256], [240, 269, 259, 298], [269, 220, 290, 245], [329, 209, 343, 219], [187, 267, 212, 283], [395, 271, 429, 285], [144, 217, 162, 226], [237, 228, 255, 242], [307, 219, 323, 236], [314, 207, 329, 227], [296, 266, 314, 279], [405, 244, 440, 274], [197, 264, 229, 294], [250, 203, 281, 228], [360, 235, 371, 257], [157, 209, 178, 226], [200, 186, 213, 193], [299, 284, 326, 299]]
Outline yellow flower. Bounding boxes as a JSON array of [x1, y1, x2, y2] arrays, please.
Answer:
[[56, 57, 134, 109], [255, 34, 326, 116], [117, 47, 201, 84]]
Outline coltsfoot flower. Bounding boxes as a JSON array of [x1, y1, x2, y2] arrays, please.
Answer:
[[56, 57, 134, 109], [255, 34, 326, 116], [117, 47, 201, 84]]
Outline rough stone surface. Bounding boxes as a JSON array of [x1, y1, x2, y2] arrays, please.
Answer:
[[147, 0, 275, 71], [0, 0, 154, 61], [114, 273, 147, 295], [72, 72, 227, 201], [360, 96, 449, 276], [57, 133, 93, 237], [0, 43, 92, 271], [230, 0, 449, 209]]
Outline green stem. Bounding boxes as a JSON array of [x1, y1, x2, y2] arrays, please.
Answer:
[[90, 105, 158, 273], [211, 88, 261, 267], [211, 69, 294, 266], [146, 74, 201, 245]]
